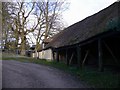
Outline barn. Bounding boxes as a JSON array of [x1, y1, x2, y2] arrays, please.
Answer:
[[43, 2, 120, 71]]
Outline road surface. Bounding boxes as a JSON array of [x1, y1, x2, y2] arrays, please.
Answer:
[[2, 60, 91, 88]]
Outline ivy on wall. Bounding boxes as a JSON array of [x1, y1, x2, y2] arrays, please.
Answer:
[[106, 17, 120, 31]]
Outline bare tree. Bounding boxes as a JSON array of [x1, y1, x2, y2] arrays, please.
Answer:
[[2, 2, 13, 50], [8, 2, 38, 55], [2, 0, 69, 56], [32, 0, 69, 58], [0, 2, 2, 49]]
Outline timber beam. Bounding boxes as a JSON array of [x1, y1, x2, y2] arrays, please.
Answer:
[[77, 45, 81, 68], [98, 39, 104, 72]]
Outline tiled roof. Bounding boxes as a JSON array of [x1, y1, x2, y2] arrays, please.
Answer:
[[45, 2, 120, 49]]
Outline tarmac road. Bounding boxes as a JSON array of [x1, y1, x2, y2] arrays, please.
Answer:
[[2, 60, 90, 88]]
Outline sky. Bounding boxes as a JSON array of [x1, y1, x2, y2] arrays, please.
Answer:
[[1, 0, 117, 26], [0, 0, 118, 46], [62, 0, 117, 26]]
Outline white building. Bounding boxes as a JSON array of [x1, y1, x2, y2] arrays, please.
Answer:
[[32, 38, 53, 61]]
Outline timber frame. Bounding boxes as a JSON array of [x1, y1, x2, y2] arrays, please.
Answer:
[[51, 31, 120, 71]]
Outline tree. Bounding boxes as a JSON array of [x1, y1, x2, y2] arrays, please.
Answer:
[[32, 0, 69, 58], [0, 2, 2, 49], [2, 0, 69, 56], [2, 2, 14, 50], [7, 2, 38, 55]]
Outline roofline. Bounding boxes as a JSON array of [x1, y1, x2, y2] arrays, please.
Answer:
[[51, 30, 120, 50], [37, 30, 120, 52]]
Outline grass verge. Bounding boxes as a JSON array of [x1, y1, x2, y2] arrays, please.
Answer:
[[2, 54, 120, 88]]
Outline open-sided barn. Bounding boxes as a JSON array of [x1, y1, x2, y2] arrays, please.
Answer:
[[41, 2, 120, 71]]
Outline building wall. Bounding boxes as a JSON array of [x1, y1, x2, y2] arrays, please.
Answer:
[[38, 49, 53, 61], [32, 53, 35, 58], [39, 52, 43, 59]]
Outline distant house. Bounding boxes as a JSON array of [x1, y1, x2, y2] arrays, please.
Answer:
[[42, 2, 120, 71]]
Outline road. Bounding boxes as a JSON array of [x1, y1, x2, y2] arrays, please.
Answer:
[[2, 60, 90, 88]]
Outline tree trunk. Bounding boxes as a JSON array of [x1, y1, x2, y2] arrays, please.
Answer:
[[20, 35, 26, 56], [35, 48, 38, 59], [21, 49, 25, 56], [21, 42, 26, 56]]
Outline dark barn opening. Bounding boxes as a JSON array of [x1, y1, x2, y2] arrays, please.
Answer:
[[79, 32, 120, 72], [81, 41, 98, 68], [102, 34, 120, 71], [58, 47, 78, 66]]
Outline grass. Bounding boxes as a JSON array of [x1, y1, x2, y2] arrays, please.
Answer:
[[77, 68, 120, 88], [2, 53, 120, 88]]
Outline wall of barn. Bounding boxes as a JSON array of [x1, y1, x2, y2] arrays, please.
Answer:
[[55, 47, 78, 66], [32, 49, 53, 61], [43, 49, 53, 60], [81, 41, 98, 68], [102, 36, 120, 69], [46, 33, 120, 72], [80, 34, 120, 70], [55, 33, 120, 71]]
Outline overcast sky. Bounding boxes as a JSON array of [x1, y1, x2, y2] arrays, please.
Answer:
[[62, 0, 117, 26]]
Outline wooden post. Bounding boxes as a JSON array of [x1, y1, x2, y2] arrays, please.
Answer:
[[98, 39, 104, 72], [56, 51, 59, 62], [52, 50, 55, 61], [82, 50, 89, 68], [69, 52, 74, 65], [66, 49, 69, 66], [77, 45, 81, 68]]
